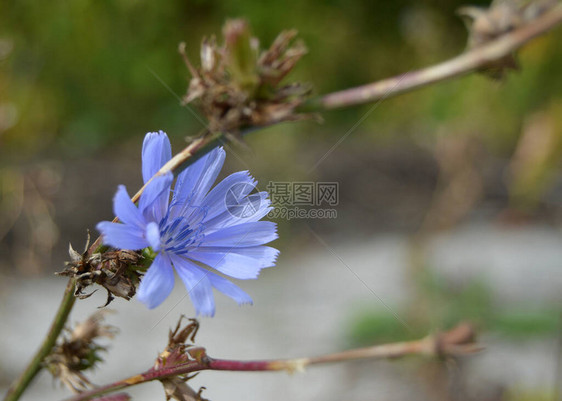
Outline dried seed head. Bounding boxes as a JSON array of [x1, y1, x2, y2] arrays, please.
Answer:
[[58, 234, 144, 306], [154, 317, 208, 401], [46, 311, 117, 393], [223, 19, 259, 92], [70, 310, 117, 344], [200, 36, 218, 73], [162, 379, 208, 401], [181, 19, 317, 135], [458, 0, 557, 79], [155, 316, 201, 370]]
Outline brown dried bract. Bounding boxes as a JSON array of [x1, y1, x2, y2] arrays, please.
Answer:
[[458, 0, 557, 78], [155, 316, 201, 370], [155, 317, 209, 401], [46, 310, 117, 393], [57, 232, 143, 307], [181, 19, 317, 136]]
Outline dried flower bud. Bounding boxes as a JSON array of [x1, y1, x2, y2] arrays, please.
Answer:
[[259, 29, 307, 87], [181, 19, 317, 135], [223, 19, 259, 93], [155, 316, 201, 369], [162, 379, 208, 401], [154, 317, 209, 401], [458, 0, 557, 79], [46, 311, 117, 393], [57, 233, 144, 306], [200, 36, 219, 73]]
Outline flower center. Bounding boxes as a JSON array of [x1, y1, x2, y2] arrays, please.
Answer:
[[158, 215, 205, 255]]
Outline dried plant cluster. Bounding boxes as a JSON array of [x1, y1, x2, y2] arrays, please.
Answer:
[[46, 311, 117, 393], [181, 19, 317, 135], [155, 318, 208, 401], [57, 234, 144, 307], [458, 0, 557, 78]]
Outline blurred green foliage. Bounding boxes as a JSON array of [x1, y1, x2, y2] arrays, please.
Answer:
[[347, 270, 560, 346], [492, 309, 560, 338], [508, 391, 556, 401], [4, 0, 562, 277], [347, 310, 422, 345], [3, 0, 562, 164]]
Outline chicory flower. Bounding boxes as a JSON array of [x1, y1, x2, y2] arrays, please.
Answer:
[[96, 131, 278, 316]]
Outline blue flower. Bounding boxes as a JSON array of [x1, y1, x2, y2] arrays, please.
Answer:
[[96, 131, 278, 316]]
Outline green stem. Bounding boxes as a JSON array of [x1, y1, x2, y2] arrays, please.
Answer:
[[3, 278, 77, 401], [5, 132, 222, 400]]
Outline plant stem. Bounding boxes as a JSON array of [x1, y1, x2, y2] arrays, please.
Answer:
[[4, 133, 221, 401], [300, 3, 562, 111], [3, 279, 77, 401], [65, 323, 480, 401]]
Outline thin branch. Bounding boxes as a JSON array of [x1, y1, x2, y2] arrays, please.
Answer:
[[65, 323, 480, 401], [3, 279, 77, 401], [301, 3, 562, 111]]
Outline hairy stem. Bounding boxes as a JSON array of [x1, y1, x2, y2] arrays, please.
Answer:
[[3, 279, 77, 401], [301, 3, 562, 111], [65, 323, 479, 401]]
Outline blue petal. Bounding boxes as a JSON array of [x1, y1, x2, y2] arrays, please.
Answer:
[[139, 173, 173, 222], [201, 222, 278, 247], [96, 221, 148, 250], [207, 273, 253, 305], [186, 246, 279, 279], [137, 253, 175, 309], [203, 192, 273, 230], [247, 194, 273, 219], [169, 254, 215, 317], [199, 171, 257, 222], [113, 185, 145, 229], [142, 131, 172, 184], [145, 221, 161, 251], [170, 147, 225, 217]]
